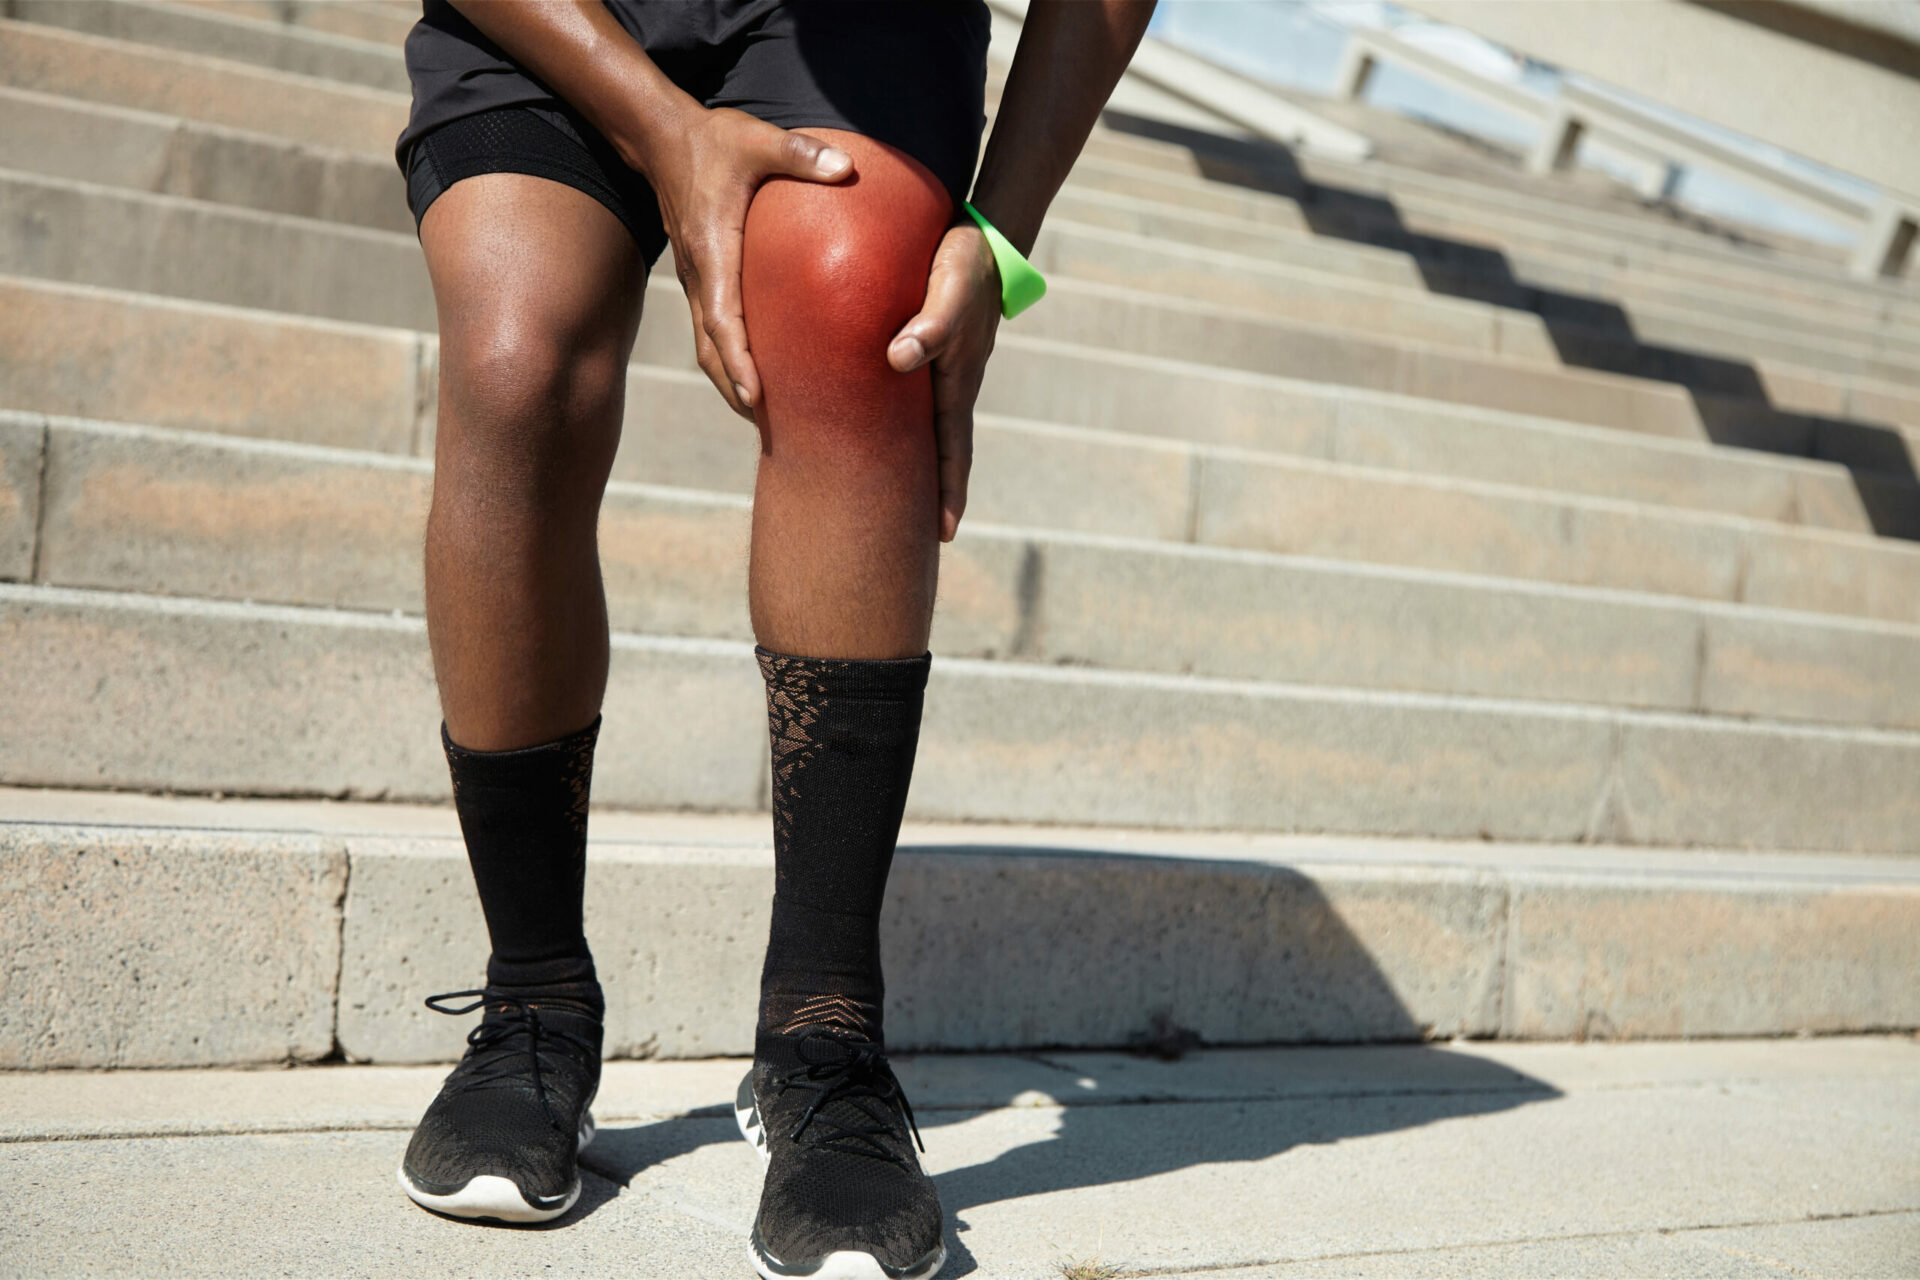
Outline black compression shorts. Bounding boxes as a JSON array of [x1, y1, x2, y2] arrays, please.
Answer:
[[396, 0, 991, 267]]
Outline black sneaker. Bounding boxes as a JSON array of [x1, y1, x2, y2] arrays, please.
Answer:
[[735, 1030, 945, 1280], [397, 985, 602, 1224]]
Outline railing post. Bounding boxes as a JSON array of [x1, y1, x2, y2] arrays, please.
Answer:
[[1627, 158, 1681, 202], [1333, 38, 1377, 100], [1850, 198, 1918, 280], [1527, 103, 1585, 176]]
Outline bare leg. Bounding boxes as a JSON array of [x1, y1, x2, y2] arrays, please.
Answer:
[[742, 130, 950, 659], [420, 174, 647, 749]]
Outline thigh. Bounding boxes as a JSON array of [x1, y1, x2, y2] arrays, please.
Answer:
[[421, 173, 649, 474]]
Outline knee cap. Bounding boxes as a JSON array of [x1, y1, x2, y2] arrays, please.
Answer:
[[742, 135, 951, 425]]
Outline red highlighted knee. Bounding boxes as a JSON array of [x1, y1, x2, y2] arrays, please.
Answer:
[[742, 130, 952, 443]]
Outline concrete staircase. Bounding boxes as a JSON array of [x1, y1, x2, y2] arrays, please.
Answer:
[[3, 0, 1917, 1070]]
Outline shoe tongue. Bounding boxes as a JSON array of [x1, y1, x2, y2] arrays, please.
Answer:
[[479, 983, 604, 1044]]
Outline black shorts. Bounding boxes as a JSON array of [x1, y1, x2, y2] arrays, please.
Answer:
[[397, 0, 990, 268]]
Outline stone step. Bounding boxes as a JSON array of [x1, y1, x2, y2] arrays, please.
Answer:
[[18, 412, 1919, 731], [9, 83, 1912, 430], [1074, 141, 1920, 359], [1067, 160, 1920, 391], [14, 0, 1874, 337], [165, 0, 416, 46], [10, 59, 1909, 379], [11, 85, 1911, 408], [1046, 178, 1920, 361], [1038, 219, 1920, 392], [6, 0, 408, 92], [6, 584, 1919, 851], [5, 16, 1905, 360], [1042, 188, 1920, 471], [10, 17, 1911, 398], [6, 276, 1914, 562], [11, 168, 1914, 467], [4, 789, 1918, 1067], [0, 17, 406, 153], [0, 84, 396, 234], [1087, 128, 1920, 325], [1296, 145, 1920, 315], [1079, 122, 1889, 304], [0, 85, 414, 234]]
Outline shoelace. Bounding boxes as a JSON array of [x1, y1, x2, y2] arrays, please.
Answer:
[[774, 1031, 925, 1165], [424, 988, 598, 1137]]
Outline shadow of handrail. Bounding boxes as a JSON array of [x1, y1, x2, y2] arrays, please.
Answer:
[[1101, 111, 1920, 541]]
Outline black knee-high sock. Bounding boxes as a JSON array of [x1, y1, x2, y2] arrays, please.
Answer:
[[755, 648, 929, 1045], [443, 717, 602, 994]]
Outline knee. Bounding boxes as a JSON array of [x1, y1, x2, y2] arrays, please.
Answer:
[[438, 311, 627, 491], [741, 133, 951, 434]]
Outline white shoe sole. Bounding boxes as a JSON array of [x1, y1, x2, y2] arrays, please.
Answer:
[[736, 1073, 945, 1280], [397, 1108, 595, 1224]]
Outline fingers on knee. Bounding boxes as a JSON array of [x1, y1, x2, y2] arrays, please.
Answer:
[[742, 138, 952, 388]]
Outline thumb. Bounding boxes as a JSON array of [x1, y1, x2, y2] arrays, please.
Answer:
[[888, 301, 957, 373], [764, 127, 854, 182]]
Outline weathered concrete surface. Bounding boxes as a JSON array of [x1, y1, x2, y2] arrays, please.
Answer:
[[1614, 714, 1920, 855], [0, 277, 422, 452], [918, 659, 1920, 850], [338, 839, 1505, 1061], [31, 413, 1920, 729], [7, 791, 1919, 1062], [7, 585, 1920, 850], [0, 585, 766, 808], [1701, 608, 1920, 731], [1194, 447, 1920, 624], [0, 170, 432, 330], [8, 0, 409, 92], [7, 275, 1896, 545], [1, 1039, 1914, 1278], [1038, 218, 1920, 392], [1504, 875, 1920, 1040], [0, 17, 406, 152], [0, 823, 346, 1068], [12, 170, 1910, 458], [335, 838, 773, 1063], [14, 71, 1910, 410], [1157, 1217, 1920, 1278], [1059, 143, 1920, 366], [0, 585, 451, 798], [171, 0, 417, 47], [0, 85, 412, 232], [35, 416, 436, 611]]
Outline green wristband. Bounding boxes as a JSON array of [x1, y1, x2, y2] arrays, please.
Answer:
[[963, 202, 1047, 319]]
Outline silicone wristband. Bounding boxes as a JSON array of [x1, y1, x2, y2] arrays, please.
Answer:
[[963, 202, 1047, 319]]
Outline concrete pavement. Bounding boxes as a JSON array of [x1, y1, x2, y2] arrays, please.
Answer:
[[4, 1037, 1916, 1277]]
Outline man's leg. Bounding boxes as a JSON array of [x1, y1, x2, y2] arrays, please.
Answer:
[[735, 130, 954, 1280], [399, 172, 645, 1225]]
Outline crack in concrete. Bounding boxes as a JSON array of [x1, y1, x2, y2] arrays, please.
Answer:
[[26, 414, 50, 585], [1182, 448, 1204, 545], [1114, 1206, 1920, 1277], [324, 841, 352, 1062]]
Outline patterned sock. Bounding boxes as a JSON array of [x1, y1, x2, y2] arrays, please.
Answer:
[[754, 648, 930, 1045]]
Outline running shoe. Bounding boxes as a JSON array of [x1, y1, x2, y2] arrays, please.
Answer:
[[736, 1029, 945, 1279], [398, 985, 602, 1224]]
